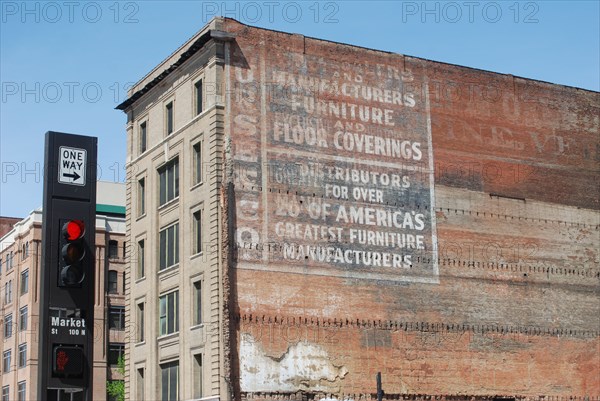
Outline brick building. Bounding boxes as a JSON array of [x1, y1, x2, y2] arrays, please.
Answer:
[[0, 218, 21, 239], [0, 181, 127, 401], [117, 18, 599, 401]]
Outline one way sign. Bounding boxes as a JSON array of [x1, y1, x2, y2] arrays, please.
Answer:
[[58, 146, 87, 186]]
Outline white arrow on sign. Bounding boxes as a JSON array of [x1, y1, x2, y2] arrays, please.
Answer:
[[58, 146, 87, 186]]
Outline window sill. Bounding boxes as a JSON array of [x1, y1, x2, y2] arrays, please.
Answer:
[[158, 264, 179, 281], [191, 181, 204, 191], [136, 213, 147, 222], [190, 323, 204, 331], [109, 327, 125, 332], [135, 276, 146, 284], [158, 196, 179, 212], [135, 341, 146, 347], [157, 332, 179, 343], [190, 252, 204, 262]]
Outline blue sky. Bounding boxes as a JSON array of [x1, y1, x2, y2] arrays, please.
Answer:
[[1, 0, 599, 218]]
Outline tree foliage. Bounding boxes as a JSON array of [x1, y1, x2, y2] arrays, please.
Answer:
[[106, 355, 125, 401]]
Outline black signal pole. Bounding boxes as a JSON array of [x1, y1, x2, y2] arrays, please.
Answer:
[[38, 132, 97, 401]]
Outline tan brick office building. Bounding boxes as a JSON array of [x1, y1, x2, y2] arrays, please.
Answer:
[[0, 182, 127, 400], [118, 17, 599, 401]]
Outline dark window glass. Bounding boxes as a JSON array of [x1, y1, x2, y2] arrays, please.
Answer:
[[140, 122, 147, 153], [108, 240, 119, 259], [108, 270, 118, 294], [108, 343, 124, 365], [160, 361, 178, 401], [138, 178, 145, 215], [158, 159, 179, 206], [166, 102, 173, 135], [137, 240, 145, 278], [109, 307, 125, 330], [20, 270, 29, 295], [195, 80, 203, 116], [159, 224, 179, 271], [193, 142, 202, 184], [193, 281, 202, 325], [159, 291, 178, 336]]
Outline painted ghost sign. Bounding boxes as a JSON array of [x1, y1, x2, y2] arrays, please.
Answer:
[[229, 37, 438, 284]]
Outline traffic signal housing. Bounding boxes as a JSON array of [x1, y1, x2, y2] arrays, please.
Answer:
[[52, 345, 84, 377], [59, 219, 86, 287]]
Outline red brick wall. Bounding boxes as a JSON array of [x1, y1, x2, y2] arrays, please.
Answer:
[[224, 18, 599, 398], [0, 217, 21, 238]]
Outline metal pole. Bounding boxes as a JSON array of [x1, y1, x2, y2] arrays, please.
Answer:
[[377, 372, 383, 401]]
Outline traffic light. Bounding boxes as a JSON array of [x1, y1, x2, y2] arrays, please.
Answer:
[[39, 132, 97, 398], [52, 345, 84, 377], [59, 219, 86, 287]]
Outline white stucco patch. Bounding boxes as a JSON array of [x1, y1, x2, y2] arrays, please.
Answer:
[[240, 333, 348, 392]]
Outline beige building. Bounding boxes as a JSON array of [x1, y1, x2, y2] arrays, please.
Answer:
[[118, 18, 229, 401], [0, 182, 127, 401]]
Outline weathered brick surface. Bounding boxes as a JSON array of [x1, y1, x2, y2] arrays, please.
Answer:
[[222, 18, 599, 398], [0, 216, 21, 237]]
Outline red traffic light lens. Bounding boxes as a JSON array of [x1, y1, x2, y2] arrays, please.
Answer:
[[62, 243, 85, 264], [63, 220, 85, 241], [53, 345, 84, 377]]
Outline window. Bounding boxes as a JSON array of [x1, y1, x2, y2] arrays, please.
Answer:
[[165, 102, 174, 135], [193, 210, 203, 254], [47, 389, 85, 400], [19, 306, 27, 331], [8, 252, 13, 269], [159, 223, 179, 271], [0, 256, 2, 273], [138, 178, 146, 216], [137, 302, 145, 342], [108, 240, 119, 259], [123, 272, 126, 294], [108, 343, 125, 366], [158, 158, 179, 206], [193, 141, 203, 185], [123, 242, 127, 260], [109, 307, 125, 330], [108, 270, 118, 294], [17, 382, 25, 401], [4, 280, 12, 304], [4, 314, 12, 338], [24, 242, 29, 258], [195, 80, 203, 116], [193, 354, 203, 398], [140, 121, 147, 153], [137, 368, 145, 400], [1, 386, 8, 401], [20, 269, 29, 295], [3, 350, 11, 373], [160, 361, 178, 401], [137, 240, 145, 278], [18, 343, 26, 368], [159, 291, 179, 336], [193, 281, 202, 326]]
